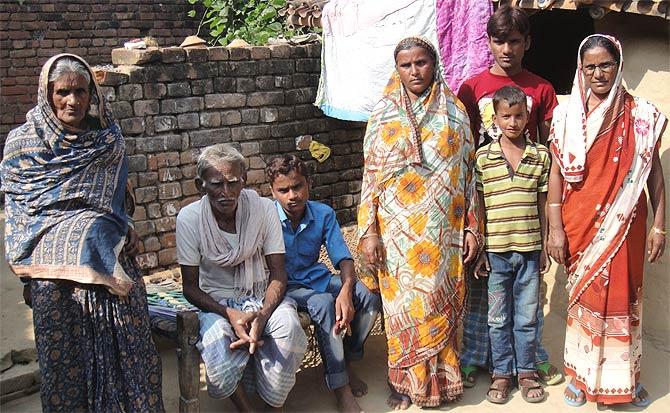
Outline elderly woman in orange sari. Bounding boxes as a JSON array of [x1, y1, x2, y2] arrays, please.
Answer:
[[546, 34, 666, 408], [357, 37, 480, 409]]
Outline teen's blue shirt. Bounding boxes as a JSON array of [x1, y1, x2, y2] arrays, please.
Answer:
[[275, 200, 353, 292]]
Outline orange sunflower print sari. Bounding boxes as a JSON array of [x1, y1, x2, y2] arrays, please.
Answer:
[[358, 67, 478, 406]]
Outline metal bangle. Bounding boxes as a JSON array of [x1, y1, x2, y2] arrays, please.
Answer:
[[651, 227, 667, 236]]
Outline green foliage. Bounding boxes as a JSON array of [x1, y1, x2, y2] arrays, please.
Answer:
[[186, 0, 302, 46]]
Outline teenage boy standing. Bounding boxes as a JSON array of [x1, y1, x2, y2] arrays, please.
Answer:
[[456, 4, 562, 388]]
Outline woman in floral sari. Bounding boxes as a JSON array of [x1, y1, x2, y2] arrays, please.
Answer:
[[547, 35, 666, 408], [358, 37, 480, 409], [1, 54, 164, 412]]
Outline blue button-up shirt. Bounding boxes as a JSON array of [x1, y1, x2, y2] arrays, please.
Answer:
[[275, 200, 353, 292]]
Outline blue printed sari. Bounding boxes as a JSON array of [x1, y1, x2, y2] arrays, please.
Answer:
[[1, 54, 163, 412], [1, 54, 133, 294]]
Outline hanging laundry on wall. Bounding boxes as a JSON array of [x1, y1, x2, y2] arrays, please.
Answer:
[[315, 0, 493, 121], [315, 0, 439, 121]]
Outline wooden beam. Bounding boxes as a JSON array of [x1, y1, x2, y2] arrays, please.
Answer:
[[497, 0, 669, 19], [177, 311, 200, 413]]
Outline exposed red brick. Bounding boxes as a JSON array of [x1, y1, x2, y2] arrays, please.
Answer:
[[0, 0, 202, 138], [159, 233, 177, 249]]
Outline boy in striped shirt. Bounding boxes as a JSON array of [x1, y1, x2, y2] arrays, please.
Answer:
[[474, 85, 551, 404]]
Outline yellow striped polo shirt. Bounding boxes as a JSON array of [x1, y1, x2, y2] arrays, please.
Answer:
[[475, 138, 550, 253]]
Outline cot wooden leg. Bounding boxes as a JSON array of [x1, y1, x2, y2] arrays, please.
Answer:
[[177, 311, 200, 413]]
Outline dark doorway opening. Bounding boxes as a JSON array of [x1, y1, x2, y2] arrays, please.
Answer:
[[524, 8, 595, 94]]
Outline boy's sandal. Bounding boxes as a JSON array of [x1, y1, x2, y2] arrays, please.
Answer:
[[486, 377, 512, 404], [461, 365, 478, 388], [631, 383, 651, 407], [563, 382, 586, 407], [537, 361, 565, 385], [518, 375, 546, 403]]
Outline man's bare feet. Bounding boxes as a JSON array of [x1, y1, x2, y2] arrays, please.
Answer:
[[334, 385, 363, 413], [348, 366, 368, 397], [387, 391, 411, 410]]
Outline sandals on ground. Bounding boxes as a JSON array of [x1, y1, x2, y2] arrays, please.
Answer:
[[536, 361, 565, 385], [563, 382, 586, 407], [562, 382, 649, 408], [486, 377, 513, 404], [631, 383, 651, 408], [461, 365, 478, 388], [388, 390, 412, 410], [518, 374, 546, 403]]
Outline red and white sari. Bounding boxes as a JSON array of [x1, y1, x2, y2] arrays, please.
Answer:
[[550, 35, 666, 404]]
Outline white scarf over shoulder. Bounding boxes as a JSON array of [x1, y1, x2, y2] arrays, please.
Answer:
[[198, 189, 268, 301], [550, 34, 625, 183], [550, 34, 666, 302]]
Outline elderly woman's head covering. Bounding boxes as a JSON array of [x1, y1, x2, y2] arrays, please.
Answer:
[[550, 34, 625, 183], [1, 54, 132, 296], [38, 54, 111, 133]]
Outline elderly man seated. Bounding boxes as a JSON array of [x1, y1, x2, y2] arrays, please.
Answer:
[[176, 143, 307, 411]]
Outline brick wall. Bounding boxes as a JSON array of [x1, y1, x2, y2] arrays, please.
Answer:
[[96, 44, 364, 270], [0, 0, 202, 145]]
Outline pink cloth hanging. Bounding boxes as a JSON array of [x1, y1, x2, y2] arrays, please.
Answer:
[[436, 0, 494, 93]]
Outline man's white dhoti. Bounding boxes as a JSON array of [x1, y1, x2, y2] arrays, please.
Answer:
[[197, 297, 307, 407]]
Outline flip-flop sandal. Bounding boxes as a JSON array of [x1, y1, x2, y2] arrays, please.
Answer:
[[563, 382, 586, 407], [461, 365, 478, 388], [389, 391, 412, 408], [631, 384, 651, 407], [486, 377, 512, 404], [537, 361, 565, 385], [519, 375, 546, 403]]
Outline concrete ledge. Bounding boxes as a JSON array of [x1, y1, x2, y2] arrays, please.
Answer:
[[0, 360, 40, 401]]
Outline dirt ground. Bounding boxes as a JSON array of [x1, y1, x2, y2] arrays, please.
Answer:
[[2, 219, 669, 412]]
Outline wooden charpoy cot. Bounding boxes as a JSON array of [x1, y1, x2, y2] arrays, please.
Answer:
[[147, 276, 318, 413], [147, 227, 379, 412], [174, 310, 317, 412]]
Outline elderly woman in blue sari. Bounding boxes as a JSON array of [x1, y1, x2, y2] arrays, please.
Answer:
[[0, 54, 164, 412]]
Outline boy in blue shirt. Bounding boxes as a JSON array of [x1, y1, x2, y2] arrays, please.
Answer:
[[266, 155, 381, 413]]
